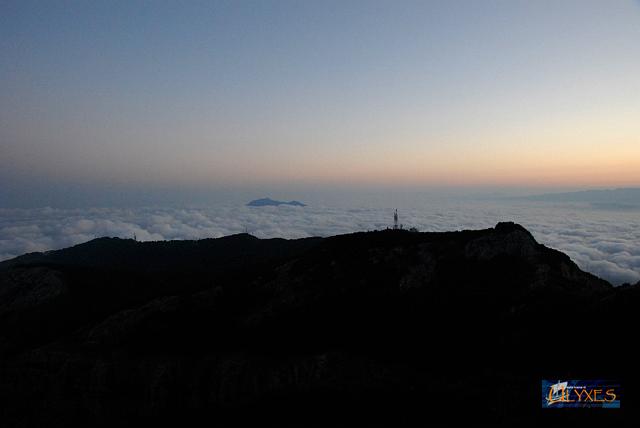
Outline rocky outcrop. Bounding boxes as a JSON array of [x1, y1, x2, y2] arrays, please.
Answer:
[[0, 266, 68, 313], [0, 223, 636, 427]]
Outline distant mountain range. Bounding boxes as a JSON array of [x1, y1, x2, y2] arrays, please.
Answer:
[[517, 187, 640, 209], [247, 197, 306, 207], [0, 222, 638, 426]]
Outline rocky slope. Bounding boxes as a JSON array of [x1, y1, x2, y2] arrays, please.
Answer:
[[0, 222, 637, 427]]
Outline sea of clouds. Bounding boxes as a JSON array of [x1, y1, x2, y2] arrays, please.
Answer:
[[1, 200, 639, 286]]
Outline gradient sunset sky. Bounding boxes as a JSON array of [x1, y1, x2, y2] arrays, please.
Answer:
[[2, 0, 639, 206]]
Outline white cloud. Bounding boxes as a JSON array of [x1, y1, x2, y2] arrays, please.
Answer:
[[1, 201, 639, 286]]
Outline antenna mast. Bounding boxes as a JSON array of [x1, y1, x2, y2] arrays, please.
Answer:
[[393, 209, 398, 230]]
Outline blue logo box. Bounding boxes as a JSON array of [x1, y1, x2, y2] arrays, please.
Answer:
[[541, 380, 620, 408]]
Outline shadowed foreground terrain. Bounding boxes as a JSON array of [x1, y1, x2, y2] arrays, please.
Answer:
[[0, 222, 638, 427]]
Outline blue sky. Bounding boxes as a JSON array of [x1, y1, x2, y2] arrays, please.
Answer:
[[1, 1, 640, 207]]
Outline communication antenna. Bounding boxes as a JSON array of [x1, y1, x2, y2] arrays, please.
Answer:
[[393, 209, 398, 230]]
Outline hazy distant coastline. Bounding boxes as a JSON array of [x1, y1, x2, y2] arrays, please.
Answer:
[[512, 188, 640, 210]]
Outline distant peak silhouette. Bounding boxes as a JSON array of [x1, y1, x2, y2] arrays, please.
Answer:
[[247, 197, 306, 207]]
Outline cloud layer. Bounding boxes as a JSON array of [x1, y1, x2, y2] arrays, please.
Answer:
[[1, 201, 639, 286]]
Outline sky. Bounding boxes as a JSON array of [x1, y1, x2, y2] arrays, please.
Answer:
[[1, 0, 640, 207]]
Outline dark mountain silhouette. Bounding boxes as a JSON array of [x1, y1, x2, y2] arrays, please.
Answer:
[[247, 197, 306, 207], [0, 222, 637, 427]]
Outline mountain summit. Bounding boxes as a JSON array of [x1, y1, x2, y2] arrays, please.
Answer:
[[0, 223, 636, 427], [247, 197, 306, 207]]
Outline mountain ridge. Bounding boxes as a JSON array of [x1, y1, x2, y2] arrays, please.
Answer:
[[247, 197, 306, 207], [513, 187, 640, 209], [0, 222, 637, 427]]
